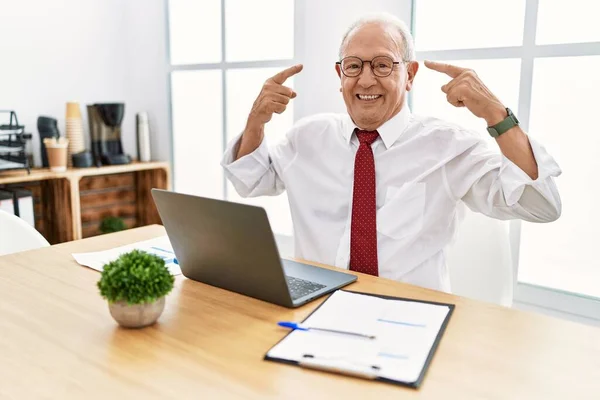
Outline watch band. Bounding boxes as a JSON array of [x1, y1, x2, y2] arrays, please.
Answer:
[[487, 108, 519, 138]]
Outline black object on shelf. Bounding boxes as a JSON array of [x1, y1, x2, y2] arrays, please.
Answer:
[[87, 103, 131, 166], [0, 110, 32, 174], [37, 116, 60, 168], [72, 150, 93, 168]]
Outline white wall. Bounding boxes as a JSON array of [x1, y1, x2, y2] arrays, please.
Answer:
[[0, 0, 411, 167], [294, 0, 412, 119], [0, 0, 171, 166]]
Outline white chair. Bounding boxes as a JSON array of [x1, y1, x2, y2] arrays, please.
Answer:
[[276, 206, 515, 306], [0, 209, 50, 256], [445, 204, 514, 306]]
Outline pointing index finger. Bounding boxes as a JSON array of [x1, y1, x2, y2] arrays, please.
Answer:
[[271, 64, 303, 84], [424, 60, 465, 78]]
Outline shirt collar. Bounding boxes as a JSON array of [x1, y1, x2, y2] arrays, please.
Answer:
[[342, 102, 412, 149]]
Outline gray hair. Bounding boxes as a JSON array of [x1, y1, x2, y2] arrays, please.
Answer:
[[338, 12, 415, 62]]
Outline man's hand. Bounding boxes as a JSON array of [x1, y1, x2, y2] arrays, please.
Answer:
[[424, 60, 507, 126], [247, 64, 303, 128], [425, 60, 539, 180], [236, 64, 303, 160]]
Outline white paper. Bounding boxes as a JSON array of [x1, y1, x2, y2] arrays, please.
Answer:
[[267, 290, 450, 384], [72, 235, 181, 275]]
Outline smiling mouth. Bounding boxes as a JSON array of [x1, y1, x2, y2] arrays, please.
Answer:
[[356, 94, 382, 101]]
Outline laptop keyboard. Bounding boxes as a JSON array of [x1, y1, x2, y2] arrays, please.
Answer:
[[286, 276, 327, 300]]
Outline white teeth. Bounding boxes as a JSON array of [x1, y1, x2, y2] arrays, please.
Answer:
[[358, 94, 381, 100]]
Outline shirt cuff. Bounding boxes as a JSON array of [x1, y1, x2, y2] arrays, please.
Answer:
[[220, 132, 271, 188], [500, 136, 562, 206]]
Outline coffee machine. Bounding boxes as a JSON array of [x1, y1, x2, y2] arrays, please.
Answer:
[[87, 103, 131, 166]]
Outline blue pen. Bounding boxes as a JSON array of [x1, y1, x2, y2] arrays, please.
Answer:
[[163, 257, 179, 265], [150, 247, 178, 264], [278, 321, 376, 340]]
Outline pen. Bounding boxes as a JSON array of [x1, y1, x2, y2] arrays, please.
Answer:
[[277, 321, 376, 340], [150, 247, 178, 264]]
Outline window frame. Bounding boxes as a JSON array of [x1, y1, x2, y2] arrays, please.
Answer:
[[165, 0, 299, 202], [411, 0, 600, 320]]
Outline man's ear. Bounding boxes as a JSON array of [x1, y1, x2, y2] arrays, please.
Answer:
[[335, 63, 342, 79], [405, 61, 419, 91]]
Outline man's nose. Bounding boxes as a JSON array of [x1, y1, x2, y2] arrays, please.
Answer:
[[357, 63, 377, 87]]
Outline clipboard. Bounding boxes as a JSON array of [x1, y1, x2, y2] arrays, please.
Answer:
[[264, 289, 455, 389]]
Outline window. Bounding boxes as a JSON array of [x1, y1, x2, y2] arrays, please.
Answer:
[[518, 55, 600, 299], [413, 0, 526, 51], [412, 0, 600, 318], [167, 0, 296, 236]]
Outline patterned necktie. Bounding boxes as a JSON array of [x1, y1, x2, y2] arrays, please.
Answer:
[[349, 129, 379, 276]]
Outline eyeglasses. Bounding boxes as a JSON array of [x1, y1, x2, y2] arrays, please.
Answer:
[[336, 56, 401, 78]]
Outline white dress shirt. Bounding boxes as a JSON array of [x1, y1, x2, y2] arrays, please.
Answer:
[[221, 105, 562, 292]]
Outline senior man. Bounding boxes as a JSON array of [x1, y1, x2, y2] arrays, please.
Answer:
[[221, 13, 561, 292]]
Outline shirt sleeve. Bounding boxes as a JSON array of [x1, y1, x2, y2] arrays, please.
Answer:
[[220, 130, 296, 198], [444, 133, 562, 223]]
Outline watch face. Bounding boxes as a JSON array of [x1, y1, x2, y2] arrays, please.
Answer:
[[507, 108, 519, 123]]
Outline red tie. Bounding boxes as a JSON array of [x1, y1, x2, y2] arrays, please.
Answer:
[[350, 129, 379, 276]]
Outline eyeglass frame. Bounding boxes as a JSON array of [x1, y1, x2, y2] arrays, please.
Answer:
[[336, 56, 407, 78]]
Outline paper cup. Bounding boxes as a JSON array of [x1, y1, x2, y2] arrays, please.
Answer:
[[66, 102, 82, 119], [44, 140, 69, 172]]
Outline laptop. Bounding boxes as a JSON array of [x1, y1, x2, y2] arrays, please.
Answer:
[[151, 189, 357, 308]]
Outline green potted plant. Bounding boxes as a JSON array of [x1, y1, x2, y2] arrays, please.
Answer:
[[97, 249, 175, 328], [99, 216, 126, 234]]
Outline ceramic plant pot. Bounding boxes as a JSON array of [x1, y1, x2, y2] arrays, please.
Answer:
[[108, 296, 165, 328]]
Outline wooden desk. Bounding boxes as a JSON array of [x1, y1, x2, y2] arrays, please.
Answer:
[[1, 226, 599, 399]]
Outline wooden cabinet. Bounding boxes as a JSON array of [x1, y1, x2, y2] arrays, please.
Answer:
[[0, 162, 170, 244]]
